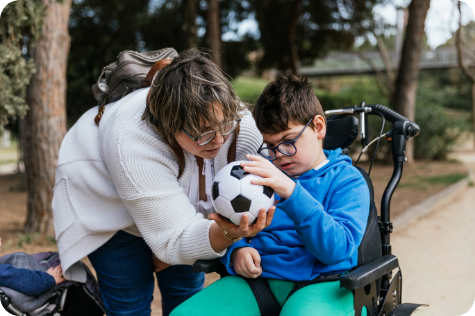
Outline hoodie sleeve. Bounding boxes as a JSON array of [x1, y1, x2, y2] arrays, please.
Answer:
[[278, 173, 370, 265], [0, 264, 56, 296]]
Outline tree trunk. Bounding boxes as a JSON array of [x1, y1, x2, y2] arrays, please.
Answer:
[[456, 2, 475, 148], [393, 0, 431, 163], [183, 0, 197, 48], [22, 0, 71, 234], [472, 82, 475, 147], [288, 0, 302, 75], [207, 0, 221, 68]]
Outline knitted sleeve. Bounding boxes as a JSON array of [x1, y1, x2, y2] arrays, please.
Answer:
[[101, 107, 225, 265]]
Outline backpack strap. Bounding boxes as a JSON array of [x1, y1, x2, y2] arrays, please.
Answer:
[[243, 278, 281, 316], [141, 58, 173, 87], [227, 123, 240, 164]]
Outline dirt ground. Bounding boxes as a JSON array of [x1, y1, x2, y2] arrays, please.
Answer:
[[0, 159, 468, 315]]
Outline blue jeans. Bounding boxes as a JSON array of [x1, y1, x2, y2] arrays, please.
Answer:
[[88, 230, 205, 316]]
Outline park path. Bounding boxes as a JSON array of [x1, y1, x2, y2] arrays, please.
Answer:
[[391, 149, 475, 316]]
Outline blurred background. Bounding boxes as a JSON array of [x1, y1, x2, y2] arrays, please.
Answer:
[[1, 0, 475, 315]]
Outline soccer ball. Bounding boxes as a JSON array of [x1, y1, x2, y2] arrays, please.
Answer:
[[212, 161, 275, 225]]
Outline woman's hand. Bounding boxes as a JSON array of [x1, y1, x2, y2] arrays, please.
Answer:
[[231, 247, 262, 279], [209, 207, 275, 239], [46, 265, 66, 285], [152, 254, 171, 273], [241, 154, 296, 200]]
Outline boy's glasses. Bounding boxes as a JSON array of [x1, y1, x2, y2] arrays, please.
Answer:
[[257, 118, 313, 161], [182, 119, 241, 146]]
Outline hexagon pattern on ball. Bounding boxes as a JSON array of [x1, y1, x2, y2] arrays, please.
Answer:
[[230, 195, 252, 213], [248, 194, 275, 217], [212, 182, 220, 200], [263, 185, 275, 198], [230, 165, 250, 180], [211, 161, 276, 225], [213, 196, 235, 218], [240, 174, 264, 200], [218, 176, 241, 201], [213, 161, 241, 183]]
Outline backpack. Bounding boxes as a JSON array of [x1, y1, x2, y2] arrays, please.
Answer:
[[92, 47, 179, 125]]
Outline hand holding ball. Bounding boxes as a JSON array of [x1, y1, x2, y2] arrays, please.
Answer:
[[212, 161, 275, 225]]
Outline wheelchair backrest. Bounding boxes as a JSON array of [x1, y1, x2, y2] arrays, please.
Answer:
[[355, 167, 382, 268], [323, 117, 382, 268]]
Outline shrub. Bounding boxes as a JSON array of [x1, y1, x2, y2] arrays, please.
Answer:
[[414, 102, 469, 160]]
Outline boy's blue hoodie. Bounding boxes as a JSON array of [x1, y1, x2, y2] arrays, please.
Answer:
[[220, 148, 370, 281]]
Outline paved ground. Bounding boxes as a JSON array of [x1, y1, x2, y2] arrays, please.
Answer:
[[392, 150, 475, 316]]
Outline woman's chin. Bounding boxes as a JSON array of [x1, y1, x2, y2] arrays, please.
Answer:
[[198, 147, 221, 159]]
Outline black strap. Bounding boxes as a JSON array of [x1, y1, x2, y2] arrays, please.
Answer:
[[243, 278, 281, 316], [388, 303, 428, 316]]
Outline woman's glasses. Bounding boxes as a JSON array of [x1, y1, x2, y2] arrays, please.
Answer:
[[257, 118, 313, 161], [182, 119, 241, 146]]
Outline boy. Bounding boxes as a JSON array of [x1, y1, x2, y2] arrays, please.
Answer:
[[171, 75, 370, 316], [0, 239, 66, 296]]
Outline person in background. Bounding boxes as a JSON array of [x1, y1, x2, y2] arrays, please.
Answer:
[[0, 238, 66, 296]]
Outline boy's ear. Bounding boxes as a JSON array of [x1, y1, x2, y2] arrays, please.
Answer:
[[313, 115, 326, 140]]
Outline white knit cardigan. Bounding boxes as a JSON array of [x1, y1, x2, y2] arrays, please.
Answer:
[[52, 88, 263, 281]]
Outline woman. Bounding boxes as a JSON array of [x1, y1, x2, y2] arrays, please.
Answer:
[[51, 49, 274, 316]]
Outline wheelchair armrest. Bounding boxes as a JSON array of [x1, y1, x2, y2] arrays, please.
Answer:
[[340, 255, 399, 290], [192, 259, 223, 274]]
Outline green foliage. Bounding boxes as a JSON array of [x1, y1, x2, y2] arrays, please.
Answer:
[[0, 0, 46, 133], [233, 76, 270, 105], [66, 0, 255, 125], [15, 232, 40, 248], [423, 173, 467, 185], [252, 0, 385, 71], [313, 76, 389, 111], [418, 70, 472, 111], [397, 172, 467, 190], [414, 101, 469, 160]]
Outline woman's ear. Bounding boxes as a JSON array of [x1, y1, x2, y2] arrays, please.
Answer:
[[313, 115, 326, 140]]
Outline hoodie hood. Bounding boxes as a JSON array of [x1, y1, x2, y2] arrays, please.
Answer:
[[298, 148, 351, 181]]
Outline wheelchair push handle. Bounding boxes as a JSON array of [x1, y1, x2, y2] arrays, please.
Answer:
[[366, 104, 420, 139], [325, 104, 420, 139]]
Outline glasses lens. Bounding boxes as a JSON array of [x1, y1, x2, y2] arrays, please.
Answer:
[[277, 142, 297, 155], [222, 121, 237, 136], [197, 132, 215, 145], [259, 147, 276, 160]]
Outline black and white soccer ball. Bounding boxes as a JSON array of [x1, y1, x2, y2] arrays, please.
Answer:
[[212, 161, 275, 225]]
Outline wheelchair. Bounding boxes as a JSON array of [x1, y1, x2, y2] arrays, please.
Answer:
[[192, 103, 426, 316], [0, 252, 105, 316]]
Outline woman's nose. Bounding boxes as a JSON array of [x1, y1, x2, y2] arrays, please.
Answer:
[[213, 132, 225, 145]]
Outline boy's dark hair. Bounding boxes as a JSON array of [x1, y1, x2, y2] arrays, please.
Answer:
[[253, 75, 325, 134]]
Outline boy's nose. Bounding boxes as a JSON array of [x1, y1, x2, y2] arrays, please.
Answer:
[[275, 151, 285, 159]]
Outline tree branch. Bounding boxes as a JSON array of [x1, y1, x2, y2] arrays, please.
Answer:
[[373, 32, 396, 90], [357, 51, 392, 101]]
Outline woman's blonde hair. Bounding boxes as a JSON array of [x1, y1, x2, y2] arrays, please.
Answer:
[[143, 48, 241, 145]]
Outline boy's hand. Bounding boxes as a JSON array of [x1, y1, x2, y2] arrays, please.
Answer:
[[231, 247, 262, 279], [209, 207, 275, 239], [241, 154, 296, 200], [46, 265, 66, 285], [152, 254, 171, 273]]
